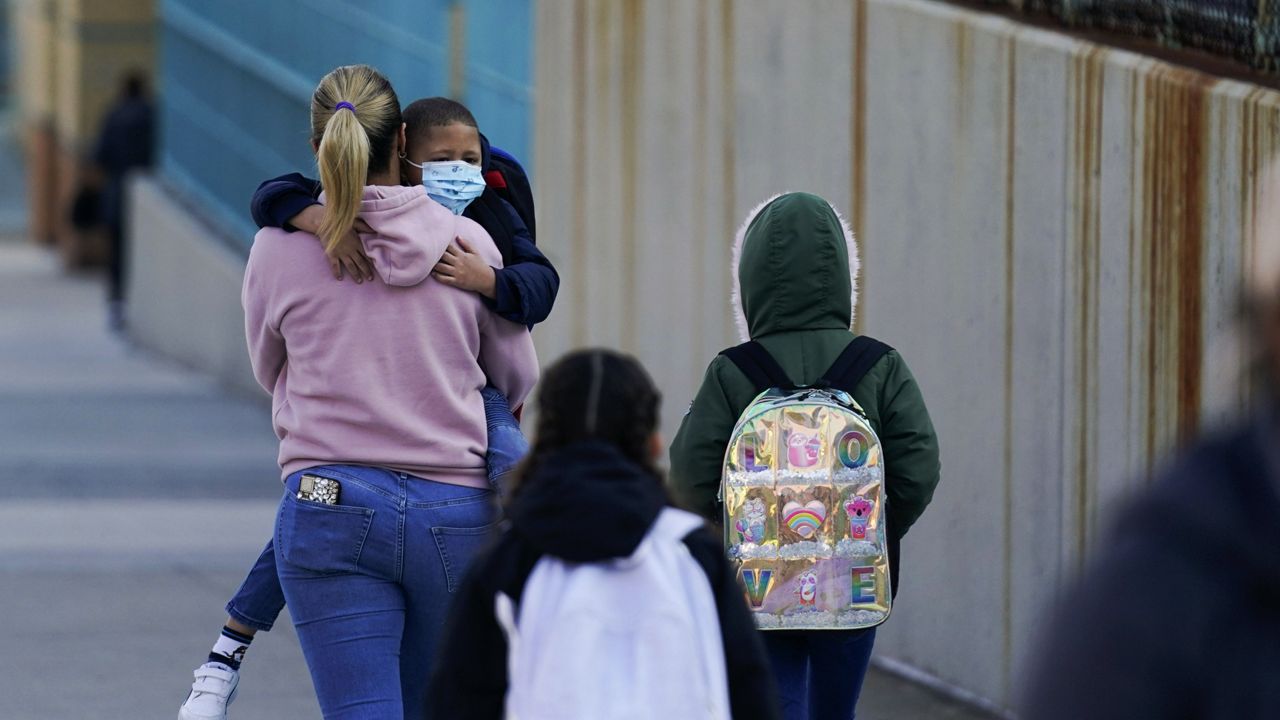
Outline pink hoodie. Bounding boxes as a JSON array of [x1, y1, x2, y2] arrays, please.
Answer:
[[242, 185, 539, 487]]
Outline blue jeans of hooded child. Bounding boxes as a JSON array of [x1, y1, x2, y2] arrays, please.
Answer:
[[764, 628, 877, 720], [223, 385, 526, 633]]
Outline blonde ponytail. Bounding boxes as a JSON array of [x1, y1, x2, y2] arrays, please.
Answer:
[[309, 65, 402, 253], [316, 108, 369, 252]]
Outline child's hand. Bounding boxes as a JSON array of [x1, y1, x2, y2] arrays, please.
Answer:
[[288, 206, 375, 282], [326, 219, 376, 283], [433, 237, 497, 298]]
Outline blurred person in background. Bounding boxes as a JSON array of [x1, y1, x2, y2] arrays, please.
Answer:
[[92, 70, 154, 330], [1020, 166, 1280, 719]]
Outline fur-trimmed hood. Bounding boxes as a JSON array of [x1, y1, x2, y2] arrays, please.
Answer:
[[730, 192, 860, 342]]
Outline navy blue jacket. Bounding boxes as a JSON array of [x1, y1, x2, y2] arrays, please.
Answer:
[[248, 164, 558, 327], [93, 96, 154, 230]]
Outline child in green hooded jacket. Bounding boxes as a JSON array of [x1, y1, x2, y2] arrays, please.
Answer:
[[669, 192, 941, 720]]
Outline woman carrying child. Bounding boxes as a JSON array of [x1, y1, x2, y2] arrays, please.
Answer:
[[221, 64, 536, 720], [180, 92, 553, 720]]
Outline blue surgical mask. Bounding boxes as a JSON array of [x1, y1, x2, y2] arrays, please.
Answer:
[[406, 159, 486, 215]]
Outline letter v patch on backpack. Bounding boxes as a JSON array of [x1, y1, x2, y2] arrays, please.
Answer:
[[719, 337, 893, 630]]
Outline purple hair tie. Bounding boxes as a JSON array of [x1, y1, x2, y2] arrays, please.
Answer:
[[335, 101, 356, 113]]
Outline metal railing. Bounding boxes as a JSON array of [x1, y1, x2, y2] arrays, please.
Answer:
[[981, 0, 1280, 70]]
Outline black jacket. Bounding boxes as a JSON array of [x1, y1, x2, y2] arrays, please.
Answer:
[[427, 442, 780, 720], [1021, 421, 1280, 719]]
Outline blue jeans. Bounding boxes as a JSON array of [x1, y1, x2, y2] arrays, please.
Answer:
[[224, 386, 526, 632], [274, 465, 497, 719], [764, 628, 877, 720], [481, 385, 528, 496]]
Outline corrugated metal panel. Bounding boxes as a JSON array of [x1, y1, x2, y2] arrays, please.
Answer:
[[533, 0, 1280, 710], [158, 0, 532, 248]]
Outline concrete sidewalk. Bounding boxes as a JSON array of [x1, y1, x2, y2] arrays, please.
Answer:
[[0, 242, 319, 719], [0, 240, 998, 719]]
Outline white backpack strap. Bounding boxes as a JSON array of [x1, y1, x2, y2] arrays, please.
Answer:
[[648, 507, 706, 545], [652, 506, 733, 720], [495, 590, 520, 647], [494, 590, 523, 720]]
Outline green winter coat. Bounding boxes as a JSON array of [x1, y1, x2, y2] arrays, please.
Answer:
[[669, 192, 941, 545]]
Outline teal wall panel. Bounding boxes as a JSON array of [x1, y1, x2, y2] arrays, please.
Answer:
[[159, 0, 532, 249]]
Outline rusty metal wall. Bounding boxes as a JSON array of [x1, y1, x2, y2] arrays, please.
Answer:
[[532, 0, 1280, 710]]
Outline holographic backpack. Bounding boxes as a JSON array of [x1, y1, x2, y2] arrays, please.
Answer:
[[719, 337, 893, 631]]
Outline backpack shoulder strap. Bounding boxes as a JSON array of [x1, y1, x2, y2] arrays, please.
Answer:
[[819, 336, 894, 395], [649, 507, 706, 544], [719, 341, 792, 394]]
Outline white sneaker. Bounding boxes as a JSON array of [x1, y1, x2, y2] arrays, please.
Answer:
[[178, 662, 239, 720]]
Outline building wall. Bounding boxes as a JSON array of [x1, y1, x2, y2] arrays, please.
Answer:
[[53, 0, 155, 153], [532, 0, 1280, 710], [125, 174, 260, 398], [14, 0, 61, 245], [11, 0, 156, 259]]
